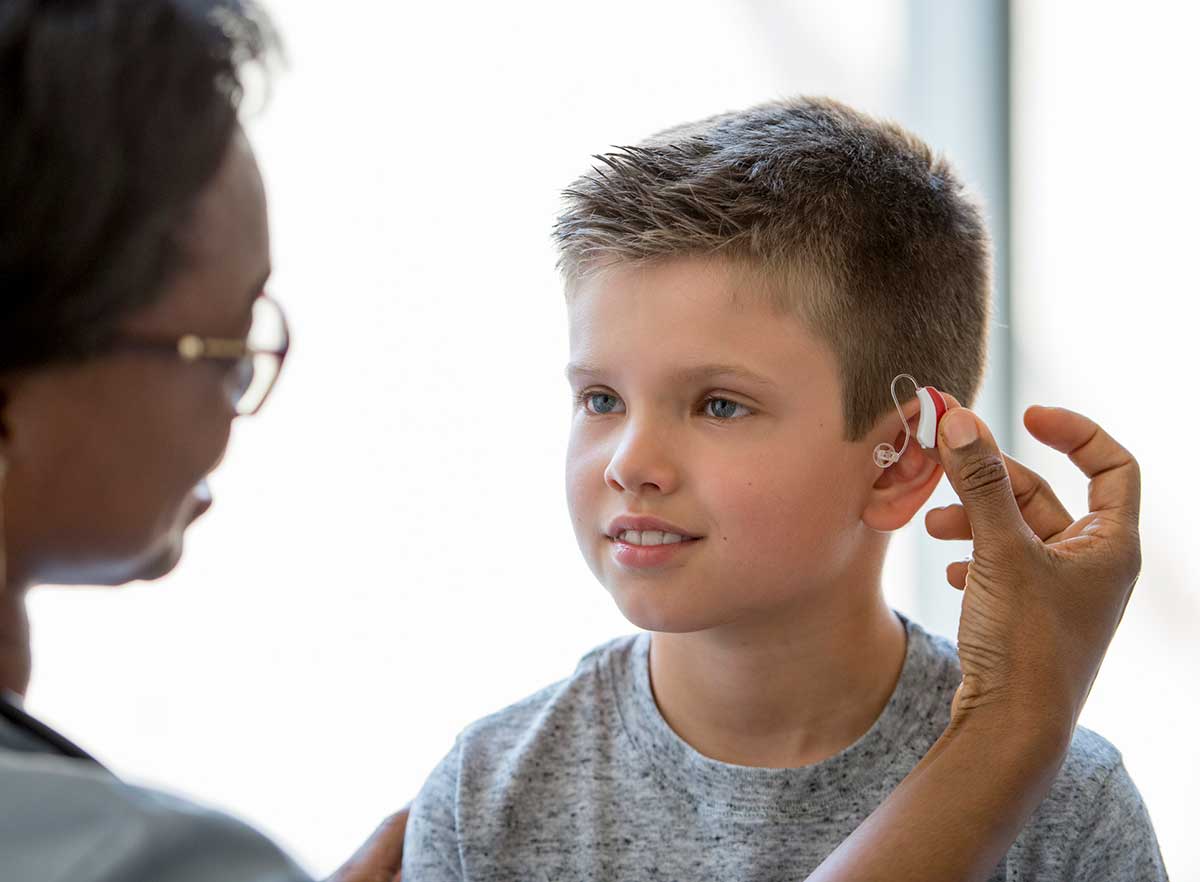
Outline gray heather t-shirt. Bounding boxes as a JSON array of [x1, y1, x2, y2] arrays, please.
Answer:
[[403, 613, 1168, 881]]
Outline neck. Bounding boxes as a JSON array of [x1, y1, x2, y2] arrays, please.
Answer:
[[648, 585, 907, 768]]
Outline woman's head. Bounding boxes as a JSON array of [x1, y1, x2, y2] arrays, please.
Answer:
[[0, 0, 278, 588]]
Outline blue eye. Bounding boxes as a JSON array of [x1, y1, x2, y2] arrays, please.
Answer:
[[582, 392, 625, 415], [705, 397, 750, 420]]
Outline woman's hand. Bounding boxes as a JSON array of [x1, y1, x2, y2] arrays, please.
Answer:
[[329, 808, 409, 882], [808, 400, 1142, 882], [924, 399, 1142, 734]]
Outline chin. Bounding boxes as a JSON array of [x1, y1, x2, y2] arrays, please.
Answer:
[[40, 538, 185, 587], [133, 495, 205, 582], [132, 535, 186, 583], [137, 549, 184, 582], [608, 582, 729, 634], [106, 528, 187, 585]]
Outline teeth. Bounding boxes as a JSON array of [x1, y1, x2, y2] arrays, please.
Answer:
[[618, 530, 686, 546]]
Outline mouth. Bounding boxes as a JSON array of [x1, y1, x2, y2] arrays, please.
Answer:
[[605, 515, 702, 542], [602, 514, 704, 568], [606, 531, 703, 568], [609, 529, 693, 547], [190, 479, 213, 519]]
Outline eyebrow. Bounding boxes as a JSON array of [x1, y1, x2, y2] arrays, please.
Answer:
[[565, 361, 779, 390]]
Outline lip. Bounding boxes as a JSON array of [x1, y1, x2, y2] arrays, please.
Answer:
[[605, 514, 701, 540], [190, 480, 213, 520], [608, 534, 701, 569], [604, 513, 704, 570]]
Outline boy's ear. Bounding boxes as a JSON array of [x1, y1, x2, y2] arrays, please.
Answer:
[[861, 402, 944, 533]]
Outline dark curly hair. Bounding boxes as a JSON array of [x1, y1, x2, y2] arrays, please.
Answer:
[[0, 0, 276, 375]]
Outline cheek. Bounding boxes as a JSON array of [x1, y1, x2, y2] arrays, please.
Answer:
[[34, 367, 233, 574], [120, 367, 231, 472], [713, 455, 858, 574], [565, 427, 607, 543]]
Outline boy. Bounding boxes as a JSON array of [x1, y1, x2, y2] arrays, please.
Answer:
[[402, 97, 1166, 881]]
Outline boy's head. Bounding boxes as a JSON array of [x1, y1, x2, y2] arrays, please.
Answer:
[[554, 97, 991, 634]]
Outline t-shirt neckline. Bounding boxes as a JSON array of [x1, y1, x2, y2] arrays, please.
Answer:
[[604, 611, 946, 816]]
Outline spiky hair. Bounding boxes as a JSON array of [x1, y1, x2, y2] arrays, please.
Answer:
[[553, 96, 992, 442]]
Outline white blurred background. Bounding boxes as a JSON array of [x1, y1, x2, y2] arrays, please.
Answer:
[[24, 0, 1197, 876]]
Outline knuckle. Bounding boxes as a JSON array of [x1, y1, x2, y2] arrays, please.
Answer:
[[957, 452, 1011, 497], [1128, 457, 1143, 494]]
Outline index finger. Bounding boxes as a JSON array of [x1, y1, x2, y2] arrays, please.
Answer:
[[1023, 404, 1142, 521]]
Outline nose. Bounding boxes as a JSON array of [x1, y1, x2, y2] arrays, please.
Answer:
[[603, 418, 680, 496]]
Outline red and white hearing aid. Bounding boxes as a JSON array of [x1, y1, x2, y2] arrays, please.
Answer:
[[873, 373, 949, 468]]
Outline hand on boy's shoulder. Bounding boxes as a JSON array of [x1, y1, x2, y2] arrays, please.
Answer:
[[330, 808, 410, 882]]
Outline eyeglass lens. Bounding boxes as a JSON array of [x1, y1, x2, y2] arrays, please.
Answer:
[[235, 297, 287, 415]]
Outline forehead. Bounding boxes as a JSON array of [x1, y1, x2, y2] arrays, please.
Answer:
[[180, 130, 268, 272], [125, 130, 270, 334], [566, 257, 837, 387]]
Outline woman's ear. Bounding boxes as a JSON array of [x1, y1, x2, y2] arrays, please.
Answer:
[[862, 399, 944, 532]]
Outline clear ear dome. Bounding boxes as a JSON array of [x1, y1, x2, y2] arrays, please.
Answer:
[[874, 444, 898, 468], [873, 373, 920, 469]]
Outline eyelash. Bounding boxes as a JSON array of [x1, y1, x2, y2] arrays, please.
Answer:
[[573, 390, 754, 421]]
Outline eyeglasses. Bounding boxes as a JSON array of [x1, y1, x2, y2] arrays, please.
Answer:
[[109, 295, 290, 416]]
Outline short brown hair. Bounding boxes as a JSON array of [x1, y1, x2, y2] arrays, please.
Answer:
[[552, 96, 992, 442]]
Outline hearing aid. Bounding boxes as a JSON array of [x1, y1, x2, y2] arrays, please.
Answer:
[[873, 374, 949, 468]]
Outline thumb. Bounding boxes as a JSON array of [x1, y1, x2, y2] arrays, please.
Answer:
[[937, 407, 1030, 549]]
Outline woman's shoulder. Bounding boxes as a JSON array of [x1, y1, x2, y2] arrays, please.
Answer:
[[0, 748, 310, 882]]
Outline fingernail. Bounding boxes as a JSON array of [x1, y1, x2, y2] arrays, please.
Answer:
[[942, 410, 979, 449]]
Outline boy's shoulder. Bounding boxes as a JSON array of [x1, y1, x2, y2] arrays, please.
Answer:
[[453, 618, 1134, 787], [412, 619, 1167, 880], [906, 618, 1164, 876], [1059, 724, 1124, 782], [451, 633, 639, 767], [1017, 723, 1164, 876], [906, 618, 1129, 775]]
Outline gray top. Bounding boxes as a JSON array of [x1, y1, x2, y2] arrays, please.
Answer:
[[0, 694, 311, 882], [403, 613, 1169, 881]]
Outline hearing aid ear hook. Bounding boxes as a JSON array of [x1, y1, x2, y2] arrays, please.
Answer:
[[873, 374, 949, 469]]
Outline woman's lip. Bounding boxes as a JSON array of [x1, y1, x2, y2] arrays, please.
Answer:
[[189, 481, 213, 519], [608, 535, 701, 568]]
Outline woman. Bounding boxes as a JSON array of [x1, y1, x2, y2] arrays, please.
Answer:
[[0, 1, 1144, 880]]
